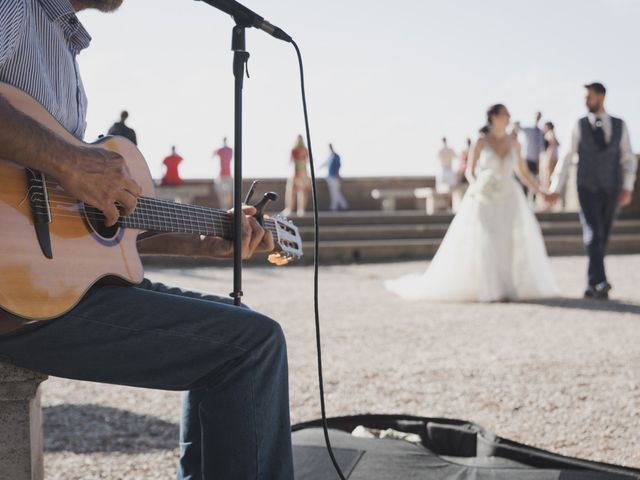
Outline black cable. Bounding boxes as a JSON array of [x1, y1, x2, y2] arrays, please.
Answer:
[[292, 40, 347, 480]]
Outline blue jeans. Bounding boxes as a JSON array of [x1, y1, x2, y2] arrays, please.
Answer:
[[0, 279, 294, 480], [578, 187, 619, 287]]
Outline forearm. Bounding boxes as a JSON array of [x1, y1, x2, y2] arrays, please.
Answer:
[[552, 122, 580, 193], [621, 153, 637, 191], [465, 165, 476, 183], [137, 233, 205, 257], [550, 153, 572, 193], [465, 142, 480, 182], [0, 94, 75, 179], [620, 124, 637, 191]]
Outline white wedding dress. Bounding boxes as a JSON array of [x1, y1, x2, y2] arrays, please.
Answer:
[[387, 145, 559, 302]]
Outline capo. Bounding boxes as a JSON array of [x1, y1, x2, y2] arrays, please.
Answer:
[[244, 180, 279, 225]]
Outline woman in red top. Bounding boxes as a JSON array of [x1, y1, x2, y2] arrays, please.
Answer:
[[283, 134, 311, 216], [161, 146, 183, 186]]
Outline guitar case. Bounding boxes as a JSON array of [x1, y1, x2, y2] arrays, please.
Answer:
[[293, 414, 640, 479]]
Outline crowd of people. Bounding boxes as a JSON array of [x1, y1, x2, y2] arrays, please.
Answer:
[[116, 123, 348, 215]]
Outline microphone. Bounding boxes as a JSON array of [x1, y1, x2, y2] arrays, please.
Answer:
[[197, 0, 292, 43]]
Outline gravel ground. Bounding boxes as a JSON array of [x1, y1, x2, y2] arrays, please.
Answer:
[[42, 255, 640, 478]]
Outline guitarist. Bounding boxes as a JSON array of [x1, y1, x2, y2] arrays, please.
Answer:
[[0, 1, 294, 479]]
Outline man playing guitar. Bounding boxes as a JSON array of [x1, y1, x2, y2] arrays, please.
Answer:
[[0, 1, 294, 478]]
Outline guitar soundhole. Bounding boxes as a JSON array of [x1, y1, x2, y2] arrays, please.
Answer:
[[83, 204, 119, 239]]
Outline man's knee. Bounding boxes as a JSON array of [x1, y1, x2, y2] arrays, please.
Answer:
[[261, 315, 287, 353], [241, 310, 287, 354]]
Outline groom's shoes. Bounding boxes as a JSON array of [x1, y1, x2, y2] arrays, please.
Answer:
[[584, 282, 612, 300]]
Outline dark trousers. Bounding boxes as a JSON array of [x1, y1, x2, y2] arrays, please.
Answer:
[[0, 279, 294, 480], [521, 160, 539, 195], [577, 187, 619, 287]]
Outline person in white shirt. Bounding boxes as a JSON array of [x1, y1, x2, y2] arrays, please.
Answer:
[[549, 82, 637, 299], [436, 137, 457, 192]]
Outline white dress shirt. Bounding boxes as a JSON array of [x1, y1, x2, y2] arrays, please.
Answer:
[[550, 112, 637, 192]]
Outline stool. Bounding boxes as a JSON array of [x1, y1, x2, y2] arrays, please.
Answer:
[[0, 362, 47, 480]]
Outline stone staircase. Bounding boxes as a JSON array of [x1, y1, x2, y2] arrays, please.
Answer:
[[142, 210, 640, 267], [289, 211, 640, 264]]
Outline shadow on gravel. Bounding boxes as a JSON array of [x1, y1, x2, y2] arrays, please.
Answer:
[[43, 404, 179, 453], [521, 297, 640, 315]]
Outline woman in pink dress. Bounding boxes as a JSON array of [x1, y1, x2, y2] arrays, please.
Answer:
[[283, 134, 311, 216]]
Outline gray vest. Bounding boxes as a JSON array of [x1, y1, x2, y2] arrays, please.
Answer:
[[577, 116, 623, 192]]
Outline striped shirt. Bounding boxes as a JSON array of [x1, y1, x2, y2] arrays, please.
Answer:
[[0, 0, 91, 139]]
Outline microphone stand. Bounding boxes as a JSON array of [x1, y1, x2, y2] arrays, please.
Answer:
[[231, 21, 251, 306]]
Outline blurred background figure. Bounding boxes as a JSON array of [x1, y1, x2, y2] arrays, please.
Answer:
[[540, 121, 560, 198], [283, 134, 311, 216], [436, 137, 457, 208], [107, 110, 137, 145], [323, 143, 349, 212], [213, 137, 233, 209], [457, 138, 472, 185], [161, 145, 183, 186], [451, 138, 472, 210], [436, 137, 457, 190], [517, 111, 545, 198]]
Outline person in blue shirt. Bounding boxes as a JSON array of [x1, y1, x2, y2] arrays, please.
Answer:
[[515, 111, 545, 199], [324, 143, 349, 211]]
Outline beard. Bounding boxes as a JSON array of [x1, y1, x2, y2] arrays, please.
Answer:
[[82, 0, 124, 12]]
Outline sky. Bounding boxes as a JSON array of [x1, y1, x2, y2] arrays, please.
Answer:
[[77, 0, 640, 180]]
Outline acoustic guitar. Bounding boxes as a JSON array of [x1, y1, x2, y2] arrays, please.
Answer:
[[0, 83, 303, 324]]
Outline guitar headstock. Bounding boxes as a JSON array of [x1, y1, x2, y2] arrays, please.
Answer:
[[265, 215, 303, 265]]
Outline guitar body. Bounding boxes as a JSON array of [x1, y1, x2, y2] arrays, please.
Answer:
[[0, 83, 154, 321]]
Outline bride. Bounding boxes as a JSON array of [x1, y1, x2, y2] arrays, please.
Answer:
[[387, 104, 559, 302]]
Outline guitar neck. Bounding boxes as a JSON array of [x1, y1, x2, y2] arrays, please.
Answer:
[[119, 197, 277, 241]]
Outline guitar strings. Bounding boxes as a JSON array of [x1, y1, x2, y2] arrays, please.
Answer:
[[26, 185, 292, 239], [27, 187, 256, 225], [26, 205, 280, 236], [26, 194, 238, 221], [24, 181, 286, 241], [28, 180, 256, 218], [30, 188, 234, 220], [28, 203, 280, 230], [28, 192, 285, 235], [28, 182, 282, 226], [26, 209, 281, 244], [29, 202, 278, 233]]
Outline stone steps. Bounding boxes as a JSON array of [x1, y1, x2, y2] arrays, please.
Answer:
[[298, 233, 640, 264], [141, 211, 640, 267], [285, 210, 584, 227], [282, 211, 640, 263], [297, 219, 640, 241]]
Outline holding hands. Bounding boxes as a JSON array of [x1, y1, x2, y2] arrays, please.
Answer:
[[545, 190, 633, 208], [618, 189, 633, 208]]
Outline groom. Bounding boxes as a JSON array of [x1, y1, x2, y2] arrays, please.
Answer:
[[549, 82, 637, 300]]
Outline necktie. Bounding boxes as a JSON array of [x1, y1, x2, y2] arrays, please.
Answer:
[[593, 118, 607, 150]]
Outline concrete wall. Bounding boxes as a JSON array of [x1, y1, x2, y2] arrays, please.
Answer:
[[155, 155, 640, 216], [156, 176, 436, 212]]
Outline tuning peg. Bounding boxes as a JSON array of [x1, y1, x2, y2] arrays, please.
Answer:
[[268, 253, 290, 266]]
